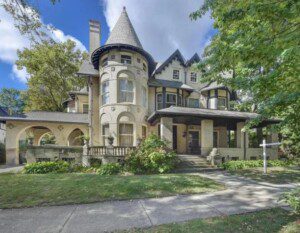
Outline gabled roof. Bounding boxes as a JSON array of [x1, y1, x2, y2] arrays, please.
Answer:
[[186, 53, 200, 66], [200, 82, 226, 92], [106, 7, 143, 49], [154, 49, 186, 75], [77, 60, 99, 77]]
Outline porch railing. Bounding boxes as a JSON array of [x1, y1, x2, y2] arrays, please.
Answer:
[[88, 146, 136, 157]]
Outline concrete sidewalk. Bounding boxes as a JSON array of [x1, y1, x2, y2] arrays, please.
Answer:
[[0, 172, 298, 233], [0, 165, 23, 174]]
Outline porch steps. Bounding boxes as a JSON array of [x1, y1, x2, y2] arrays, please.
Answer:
[[174, 154, 222, 173]]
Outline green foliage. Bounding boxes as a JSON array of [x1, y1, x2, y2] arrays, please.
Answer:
[[24, 161, 70, 174], [90, 158, 102, 167], [125, 134, 178, 174], [16, 40, 87, 112], [39, 132, 56, 145], [0, 88, 26, 115], [221, 159, 295, 171], [97, 163, 122, 175], [191, 0, 300, 157], [281, 188, 300, 213]]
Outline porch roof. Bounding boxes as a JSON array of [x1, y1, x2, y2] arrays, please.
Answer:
[[0, 111, 88, 124], [147, 106, 280, 128]]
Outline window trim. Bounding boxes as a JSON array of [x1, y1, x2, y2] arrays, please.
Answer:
[[217, 97, 227, 110], [101, 80, 109, 105], [190, 72, 197, 82], [188, 98, 200, 108], [121, 55, 132, 64], [173, 69, 180, 80], [82, 103, 89, 114], [166, 93, 177, 107], [119, 79, 134, 103], [102, 124, 109, 145], [119, 123, 134, 147]]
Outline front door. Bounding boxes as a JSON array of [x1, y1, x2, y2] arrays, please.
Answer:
[[172, 125, 177, 151], [188, 131, 200, 154]]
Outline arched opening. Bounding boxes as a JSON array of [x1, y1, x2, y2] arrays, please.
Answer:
[[67, 128, 84, 146], [17, 126, 57, 164]]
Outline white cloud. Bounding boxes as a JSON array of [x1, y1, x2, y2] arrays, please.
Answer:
[[103, 0, 214, 61], [0, 2, 87, 83]]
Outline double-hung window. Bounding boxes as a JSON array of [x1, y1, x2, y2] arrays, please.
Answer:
[[101, 81, 109, 105], [190, 72, 197, 82], [156, 93, 163, 110], [173, 70, 179, 79], [121, 55, 132, 64], [166, 93, 177, 108], [82, 104, 89, 114], [119, 123, 133, 146], [119, 79, 134, 103], [188, 98, 199, 108], [102, 124, 109, 145]]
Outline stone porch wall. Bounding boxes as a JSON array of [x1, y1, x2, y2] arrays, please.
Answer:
[[218, 147, 278, 160]]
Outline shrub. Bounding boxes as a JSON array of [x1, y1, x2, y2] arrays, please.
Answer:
[[90, 158, 102, 167], [281, 188, 300, 213], [97, 163, 122, 175], [125, 134, 178, 174], [0, 142, 5, 164], [24, 161, 70, 174], [221, 159, 295, 171]]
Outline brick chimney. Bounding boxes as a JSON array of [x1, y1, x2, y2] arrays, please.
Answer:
[[89, 20, 100, 54]]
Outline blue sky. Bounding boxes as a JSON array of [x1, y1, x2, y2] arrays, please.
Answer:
[[0, 0, 215, 91]]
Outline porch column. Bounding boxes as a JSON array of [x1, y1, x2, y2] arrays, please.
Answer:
[[160, 117, 173, 149], [201, 119, 213, 156], [219, 127, 228, 147], [236, 122, 249, 148]]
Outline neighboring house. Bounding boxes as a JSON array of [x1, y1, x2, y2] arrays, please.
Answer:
[[0, 7, 279, 165]]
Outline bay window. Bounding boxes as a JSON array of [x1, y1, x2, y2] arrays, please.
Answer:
[[119, 79, 134, 103], [217, 97, 227, 110], [119, 123, 133, 146], [156, 93, 163, 110], [101, 81, 109, 105], [166, 93, 177, 108]]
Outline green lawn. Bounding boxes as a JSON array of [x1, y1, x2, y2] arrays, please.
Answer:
[[0, 173, 224, 209], [121, 208, 300, 233], [230, 167, 300, 184]]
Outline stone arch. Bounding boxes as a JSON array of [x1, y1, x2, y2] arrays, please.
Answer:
[[116, 70, 135, 80], [67, 128, 84, 146], [37, 131, 56, 145]]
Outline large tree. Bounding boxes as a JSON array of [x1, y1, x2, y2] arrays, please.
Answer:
[[16, 40, 87, 112], [1, 0, 59, 42], [191, 0, 300, 156], [0, 88, 26, 115]]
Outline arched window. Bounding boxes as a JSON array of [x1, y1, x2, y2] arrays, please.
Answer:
[[119, 79, 134, 103], [101, 81, 109, 105], [119, 123, 133, 146]]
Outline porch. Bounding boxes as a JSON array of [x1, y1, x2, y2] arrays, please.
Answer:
[[148, 106, 280, 160]]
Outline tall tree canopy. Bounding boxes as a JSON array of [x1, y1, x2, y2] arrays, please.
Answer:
[[16, 40, 87, 112], [1, 0, 59, 42], [0, 88, 26, 115], [191, 0, 300, 155]]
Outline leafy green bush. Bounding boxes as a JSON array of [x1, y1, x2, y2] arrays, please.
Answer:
[[221, 159, 295, 171], [90, 158, 102, 167], [125, 134, 178, 174], [281, 188, 300, 213], [24, 161, 70, 174], [97, 163, 122, 175]]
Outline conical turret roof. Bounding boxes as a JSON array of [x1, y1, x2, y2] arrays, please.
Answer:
[[105, 7, 143, 49]]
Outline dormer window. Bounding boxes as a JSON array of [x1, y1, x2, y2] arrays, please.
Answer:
[[190, 72, 197, 82], [121, 55, 131, 64], [173, 70, 179, 80], [102, 57, 108, 67]]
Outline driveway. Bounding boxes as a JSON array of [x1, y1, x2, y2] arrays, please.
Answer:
[[0, 171, 298, 233]]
